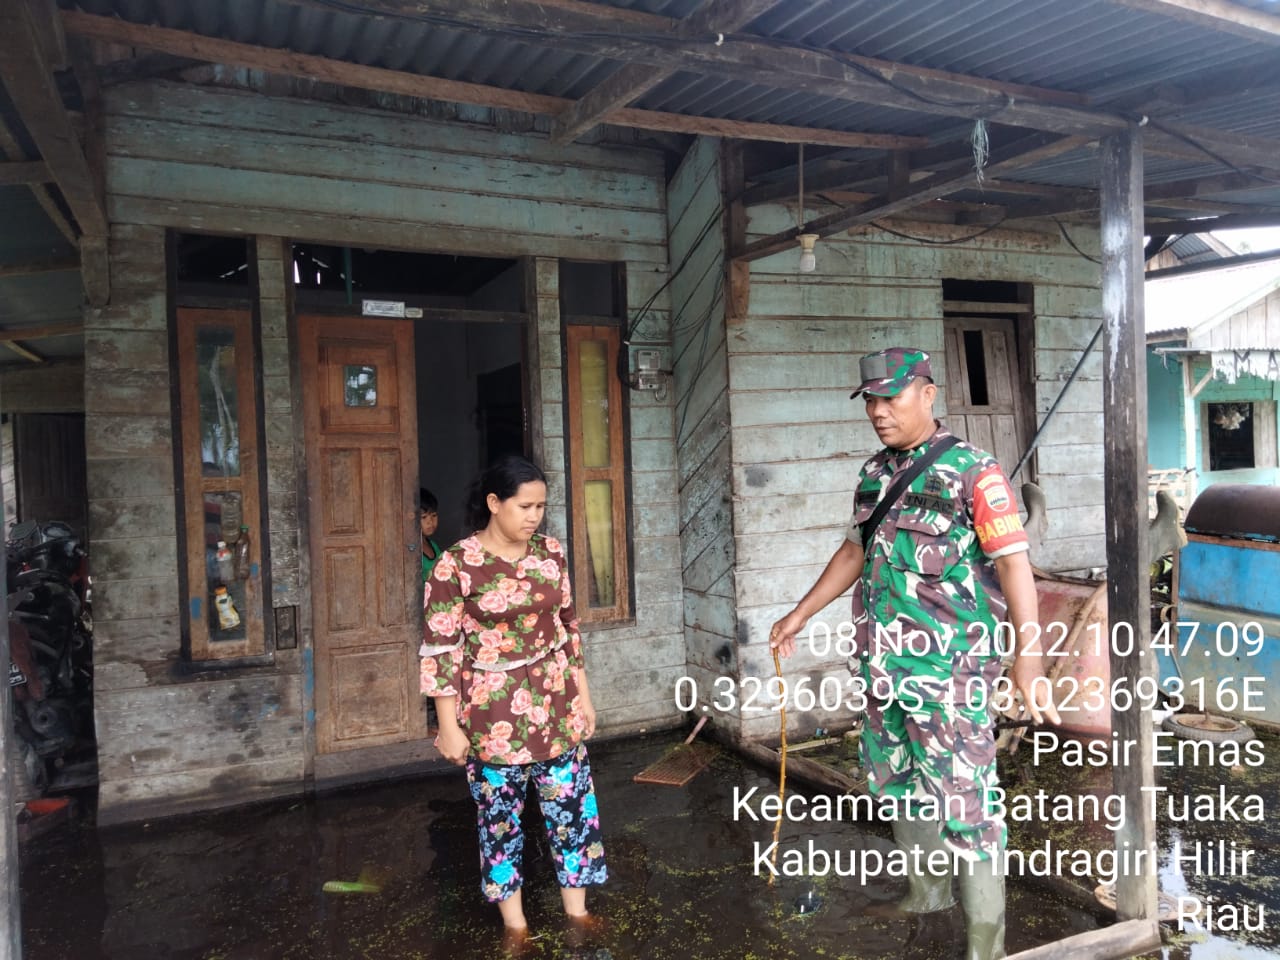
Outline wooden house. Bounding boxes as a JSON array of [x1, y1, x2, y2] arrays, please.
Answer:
[[1, 5, 1279, 892], [1147, 258, 1280, 496]]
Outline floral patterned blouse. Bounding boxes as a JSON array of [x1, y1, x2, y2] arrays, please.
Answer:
[[420, 533, 587, 765]]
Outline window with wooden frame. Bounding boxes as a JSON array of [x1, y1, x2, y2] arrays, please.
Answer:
[[1203, 400, 1277, 472], [564, 323, 631, 623], [176, 307, 267, 660]]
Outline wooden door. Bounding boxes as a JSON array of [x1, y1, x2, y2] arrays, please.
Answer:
[[943, 317, 1029, 476], [13, 414, 87, 539], [300, 315, 423, 754]]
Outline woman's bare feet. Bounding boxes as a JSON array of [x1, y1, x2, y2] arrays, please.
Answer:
[[564, 911, 609, 948], [500, 925, 534, 958]]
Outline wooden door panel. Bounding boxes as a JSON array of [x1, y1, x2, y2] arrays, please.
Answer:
[[324, 549, 367, 636], [321, 449, 364, 534], [331, 645, 411, 743], [302, 315, 422, 754], [320, 342, 401, 432], [943, 317, 1028, 481], [372, 448, 412, 629]]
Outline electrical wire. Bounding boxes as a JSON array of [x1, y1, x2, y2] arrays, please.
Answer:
[[673, 271, 724, 444], [1146, 119, 1280, 188], [307, 0, 1016, 118], [1053, 217, 1102, 264], [866, 216, 1009, 245]]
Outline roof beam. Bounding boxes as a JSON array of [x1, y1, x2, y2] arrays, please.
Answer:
[[268, 1, 1280, 170], [740, 132, 1045, 206], [61, 8, 1280, 183], [59, 12, 927, 151], [0, 0, 107, 238], [734, 133, 1086, 262], [0, 257, 78, 279], [991, 166, 1280, 222], [1145, 247, 1280, 279], [0, 320, 83, 342], [0, 118, 77, 244], [1104, 0, 1280, 44], [550, 0, 785, 145], [1146, 211, 1280, 234], [0, 160, 51, 186]]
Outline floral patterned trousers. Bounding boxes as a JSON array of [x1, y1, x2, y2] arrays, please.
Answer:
[[465, 743, 608, 902]]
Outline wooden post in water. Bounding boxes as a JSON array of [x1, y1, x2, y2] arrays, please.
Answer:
[[1099, 122, 1158, 923], [0, 428, 22, 958]]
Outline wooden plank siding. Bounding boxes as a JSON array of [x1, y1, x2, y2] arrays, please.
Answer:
[[731, 195, 1107, 740], [533, 260, 686, 740], [88, 79, 681, 820], [668, 137, 740, 732]]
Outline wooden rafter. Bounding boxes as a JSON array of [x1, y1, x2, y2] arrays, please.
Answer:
[[1105, 0, 1280, 44], [993, 166, 1280, 222], [64, 7, 1280, 173], [550, 0, 785, 145], [0, 320, 83, 342], [3, 341, 47, 364], [740, 128, 1091, 207], [0, 258, 78, 279], [0, 118, 77, 244], [267, 0, 1280, 171], [1101, 57, 1280, 112], [59, 12, 928, 151], [735, 133, 1089, 262], [0, 1, 107, 238], [283, 0, 1090, 109], [1145, 211, 1280, 233], [0, 160, 51, 186]]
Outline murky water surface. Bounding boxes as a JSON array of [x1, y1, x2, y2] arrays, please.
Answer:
[[18, 730, 1280, 959]]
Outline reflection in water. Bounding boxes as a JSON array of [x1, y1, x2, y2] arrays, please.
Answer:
[[18, 732, 1280, 960]]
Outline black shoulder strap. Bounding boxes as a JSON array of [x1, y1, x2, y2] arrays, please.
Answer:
[[860, 435, 961, 554]]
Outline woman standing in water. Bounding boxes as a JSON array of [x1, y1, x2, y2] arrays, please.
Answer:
[[421, 454, 607, 943]]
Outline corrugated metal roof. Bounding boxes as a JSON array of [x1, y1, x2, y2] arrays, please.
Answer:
[[1146, 259, 1280, 337], [57, 0, 1280, 149], [3, 0, 1279, 375]]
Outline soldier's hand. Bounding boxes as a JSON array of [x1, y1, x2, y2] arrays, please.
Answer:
[[769, 610, 808, 658], [1010, 652, 1061, 728]]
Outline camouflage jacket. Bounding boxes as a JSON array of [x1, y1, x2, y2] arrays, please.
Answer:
[[845, 422, 1028, 662]]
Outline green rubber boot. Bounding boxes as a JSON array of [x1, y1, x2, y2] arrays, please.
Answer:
[[957, 855, 1006, 960], [892, 816, 957, 914]]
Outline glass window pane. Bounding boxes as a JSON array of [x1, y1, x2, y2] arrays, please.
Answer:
[[345, 365, 378, 407], [202, 492, 247, 642], [197, 329, 240, 477], [583, 480, 615, 607], [579, 340, 610, 468]]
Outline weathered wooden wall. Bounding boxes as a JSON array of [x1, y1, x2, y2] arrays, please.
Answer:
[[1, 418, 14, 530], [1187, 284, 1280, 352], [1186, 356, 1280, 490], [85, 226, 306, 825], [0, 362, 84, 414], [89, 79, 682, 820], [669, 138, 738, 734], [732, 203, 1107, 739], [530, 257, 685, 737]]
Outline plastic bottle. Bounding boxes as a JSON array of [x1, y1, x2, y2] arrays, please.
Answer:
[[233, 525, 251, 580], [215, 541, 233, 583], [213, 586, 241, 630]]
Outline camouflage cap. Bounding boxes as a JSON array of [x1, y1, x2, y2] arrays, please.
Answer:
[[849, 347, 933, 398]]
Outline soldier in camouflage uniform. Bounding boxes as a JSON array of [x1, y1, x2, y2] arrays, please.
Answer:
[[770, 347, 1058, 960]]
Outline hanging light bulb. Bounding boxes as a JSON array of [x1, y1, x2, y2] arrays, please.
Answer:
[[797, 233, 819, 273], [794, 142, 818, 274]]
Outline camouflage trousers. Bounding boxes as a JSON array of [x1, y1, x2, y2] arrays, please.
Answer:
[[858, 650, 1006, 860]]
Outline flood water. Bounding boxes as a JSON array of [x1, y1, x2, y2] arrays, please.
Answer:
[[17, 728, 1280, 959]]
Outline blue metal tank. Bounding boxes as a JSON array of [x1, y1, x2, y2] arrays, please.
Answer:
[[1160, 484, 1280, 725]]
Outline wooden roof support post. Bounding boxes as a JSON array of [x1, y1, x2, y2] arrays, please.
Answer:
[[1099, 122, 1159, 925], [0, 462, 21, 960]]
